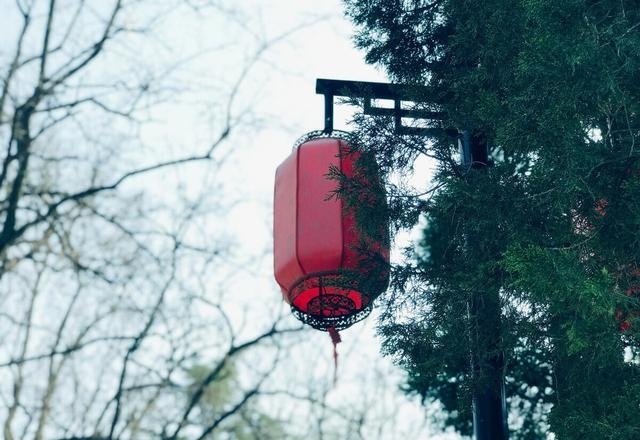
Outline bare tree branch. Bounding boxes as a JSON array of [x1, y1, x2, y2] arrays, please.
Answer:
[[166, 324, 302, 440], [45, 1, 122, 94], [3, 270, 42, 440], [107, 245, 178, 439]]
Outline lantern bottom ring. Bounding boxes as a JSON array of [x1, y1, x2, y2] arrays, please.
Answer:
[[291, 303, 373, 331]]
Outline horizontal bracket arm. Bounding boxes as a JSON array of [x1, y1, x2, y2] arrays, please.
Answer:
[[315, 78, 445, 135]]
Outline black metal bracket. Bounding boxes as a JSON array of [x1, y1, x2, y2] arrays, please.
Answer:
[[315, 78, 491, 169], [315, 78, 445, 136]]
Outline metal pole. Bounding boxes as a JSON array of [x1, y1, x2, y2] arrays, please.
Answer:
[[470, 289, 509, 440], [463, 130, 508, 440]]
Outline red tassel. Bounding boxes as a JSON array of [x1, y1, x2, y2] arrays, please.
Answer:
[[328, 327, 341, 384]]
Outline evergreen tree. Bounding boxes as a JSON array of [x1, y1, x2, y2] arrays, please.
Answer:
[[343, 1, 640, 438]]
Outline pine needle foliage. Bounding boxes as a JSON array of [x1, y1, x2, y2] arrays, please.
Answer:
[[343, 1, 640, 438]]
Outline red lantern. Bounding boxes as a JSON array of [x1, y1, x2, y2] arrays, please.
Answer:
[[273, 132, 389, 330]]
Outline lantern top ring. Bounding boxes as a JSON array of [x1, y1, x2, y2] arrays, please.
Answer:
[[292, 130, 353, 150]]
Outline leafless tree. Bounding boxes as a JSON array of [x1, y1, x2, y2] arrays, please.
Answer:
[[0, 1, 305, 439]]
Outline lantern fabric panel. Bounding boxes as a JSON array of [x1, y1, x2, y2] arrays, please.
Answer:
[[273, 149, 304, 297], [296, 139, 345, 273]]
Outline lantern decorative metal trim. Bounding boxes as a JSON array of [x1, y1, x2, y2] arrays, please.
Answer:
[[273, 130, 390, 331]]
